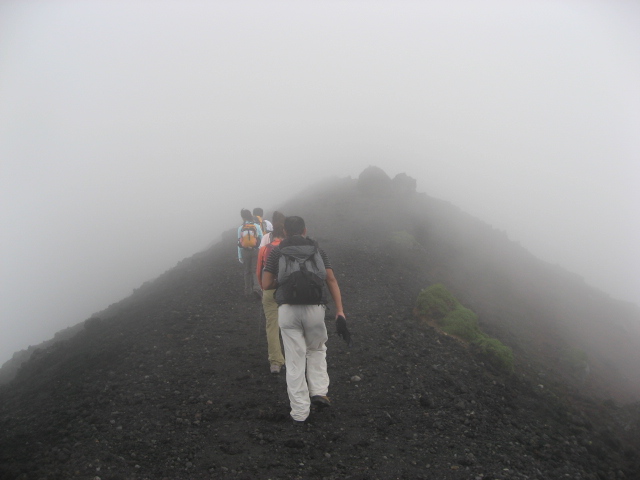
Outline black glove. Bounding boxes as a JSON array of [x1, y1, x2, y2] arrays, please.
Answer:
[[336, 315, 351, 346]]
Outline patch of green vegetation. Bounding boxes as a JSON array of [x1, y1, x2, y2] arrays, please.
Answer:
[[416, 283, 514, 372], [390, 230, 421, 250], [440, 307, 481, 342], [473, 336, 514, 372], [416, 283, 460, 320]]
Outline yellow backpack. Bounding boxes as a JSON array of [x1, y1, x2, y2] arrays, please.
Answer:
[[255, 215, 268, 235]]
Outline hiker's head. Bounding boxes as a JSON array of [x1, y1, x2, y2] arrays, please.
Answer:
[[283, 216, 306, 237], [272, 211, 286, 239], [240, 209, 253, 222], [253, 207, 263, 217]]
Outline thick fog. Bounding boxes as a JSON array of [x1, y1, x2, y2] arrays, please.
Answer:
[[1, 1, 639, 366]]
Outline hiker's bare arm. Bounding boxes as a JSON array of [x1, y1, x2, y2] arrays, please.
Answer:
[[262, 271, 277, 290], [325, 268, 345, 319]]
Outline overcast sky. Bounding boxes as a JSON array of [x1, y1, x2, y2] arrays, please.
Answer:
[[1, 0, 639, 366]]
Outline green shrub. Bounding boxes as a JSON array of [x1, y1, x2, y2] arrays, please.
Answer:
[[390, 230, 420, 250], [440, 307, 481, 342], [473, 336, 514, 372], [416, 283, 460, 320], [416, 283, 514, 373]]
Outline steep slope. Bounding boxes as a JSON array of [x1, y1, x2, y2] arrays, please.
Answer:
[[1, 169, 639, 479], [414, 193, 640, 404], [285, 169, 640, 403]]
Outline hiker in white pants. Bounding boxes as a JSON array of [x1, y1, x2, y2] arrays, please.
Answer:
[[261, 215, 347, 424], [278, 304, 329, 420]]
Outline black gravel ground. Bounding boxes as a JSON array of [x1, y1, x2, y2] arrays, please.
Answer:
[[1, 173, 639, 479]]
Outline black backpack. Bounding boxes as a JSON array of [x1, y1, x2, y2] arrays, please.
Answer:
[[276, 242, 327, 305]]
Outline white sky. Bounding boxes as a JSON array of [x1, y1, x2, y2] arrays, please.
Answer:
[[1, 0, 639, 365]]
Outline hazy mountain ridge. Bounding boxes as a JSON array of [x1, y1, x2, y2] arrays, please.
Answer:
[[2, 165, 639, 399], [415, 189, 640, 403], [280, 167, 640, 402], [1, 166, 640, 478]]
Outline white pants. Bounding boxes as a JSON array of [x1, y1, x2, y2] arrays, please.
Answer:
[[278, 304, 329, 421]]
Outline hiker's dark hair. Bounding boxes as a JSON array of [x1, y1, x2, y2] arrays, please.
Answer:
[[253, 207, 264, 217], [241, 209, 253, 221], [284, 216, 305, 237], [272, 211, 286, 239]]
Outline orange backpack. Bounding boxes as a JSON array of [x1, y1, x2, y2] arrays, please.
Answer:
[[238, 222, 259, 249]]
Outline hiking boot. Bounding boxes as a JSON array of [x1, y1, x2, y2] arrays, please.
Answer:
[[311, 395, 331, 409], [270, 364, 281, 374], [291, 418, 306, 427]]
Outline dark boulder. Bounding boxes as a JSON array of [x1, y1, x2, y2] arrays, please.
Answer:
[[357, 166, 392, 195], [392, 172, 417, 194]]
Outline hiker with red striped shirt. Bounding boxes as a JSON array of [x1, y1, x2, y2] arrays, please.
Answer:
[[256, 210, 286, 374]]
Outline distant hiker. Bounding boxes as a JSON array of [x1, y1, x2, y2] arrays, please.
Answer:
[[262, 215, 348, 424], [253, 208, 273, 236], [238, 208, 263, 299], [256, 210, 286, 374], [260, 210, 284, 247]]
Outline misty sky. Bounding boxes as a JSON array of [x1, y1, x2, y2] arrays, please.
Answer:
[[1, 1, 639, 366]]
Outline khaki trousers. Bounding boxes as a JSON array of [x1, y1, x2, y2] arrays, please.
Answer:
[[261, 289, 284, 367]]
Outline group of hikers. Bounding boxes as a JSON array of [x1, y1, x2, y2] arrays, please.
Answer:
[[237, 208, 350, 424]]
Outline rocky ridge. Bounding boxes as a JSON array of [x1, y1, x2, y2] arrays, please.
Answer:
[[1, 168, 639, 479]]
